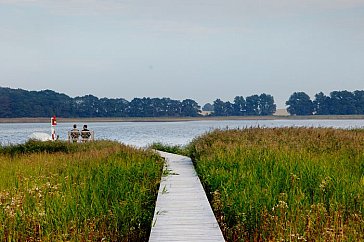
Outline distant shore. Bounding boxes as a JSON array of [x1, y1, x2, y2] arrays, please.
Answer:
[[0, 115, 364, 123]]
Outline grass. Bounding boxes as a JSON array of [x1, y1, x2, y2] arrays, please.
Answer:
[[188, 127, 364, 241], [0, 139, 78, 156], [149, 142, 187, 156], [0, 140, 163, 241]]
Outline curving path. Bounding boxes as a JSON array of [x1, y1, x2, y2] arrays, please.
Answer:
[[149, 151, 225, 242]]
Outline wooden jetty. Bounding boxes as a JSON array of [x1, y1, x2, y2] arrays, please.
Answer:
[[149, 151, 225, 242]]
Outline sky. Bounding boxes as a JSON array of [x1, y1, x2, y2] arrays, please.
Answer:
[[0, 0, 364, 108]]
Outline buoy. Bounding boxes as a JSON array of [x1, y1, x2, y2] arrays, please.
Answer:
[[51, 116, 57, 141]]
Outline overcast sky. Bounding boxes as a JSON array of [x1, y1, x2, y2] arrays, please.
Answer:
[[1, 0, 363, 108]]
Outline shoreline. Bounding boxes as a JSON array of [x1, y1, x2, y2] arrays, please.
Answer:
[[0, 115, 364, 123]]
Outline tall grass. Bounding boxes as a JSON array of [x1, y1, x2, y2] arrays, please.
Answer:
[[0, 140, 163, 241], [149, 142, 187, 156], [189, 127, 364, 241]]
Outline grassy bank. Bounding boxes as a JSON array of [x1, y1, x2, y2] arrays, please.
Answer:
[[0, 140, 163, 241], [188, 128, 364, 241]]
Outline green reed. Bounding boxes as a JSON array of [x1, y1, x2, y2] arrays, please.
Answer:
[[149, 142, 187, 156], [0, 140, 163, 241], [188, 127, 364, 241]]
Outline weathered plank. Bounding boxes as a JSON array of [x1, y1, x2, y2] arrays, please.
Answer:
[[149, 151, 225, 242]]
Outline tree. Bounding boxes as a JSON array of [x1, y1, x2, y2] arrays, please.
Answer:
[[246, 95, 260, 116], [329, 91, 356, 115], [313, 92, 331, 115], [143, 98, 156, 117], [0, 87, 205, 118], [213, 99, 226, 116], [202, 103, 214, 112], [128, 98, 145, 117], [258, 93, 276, 116], [73, 95, 101, 117], [354, 90, 364, 114], [286, 92, 313, 115], [99, 98, 129, 117], [224, 101, 234, 116], [181, 99, 201, 117], [163, 98, 182, 117], [233, 96, 246, 116], [0, 88, 12, 117]]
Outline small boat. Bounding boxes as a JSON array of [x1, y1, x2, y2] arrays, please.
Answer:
[[28, 132, 52, 141]]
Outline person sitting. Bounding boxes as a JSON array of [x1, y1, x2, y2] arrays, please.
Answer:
[[81, 124, 91, 142], [70, 124, 80, 143]]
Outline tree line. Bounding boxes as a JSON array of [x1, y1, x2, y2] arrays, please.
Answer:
[[0, 87, 201, 118], [286, 90, 364, 115], [1, 87, 364, 118], [204, 94, 276, 116]]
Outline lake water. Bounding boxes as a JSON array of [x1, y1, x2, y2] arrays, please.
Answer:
[[0, 119, 363, 147]]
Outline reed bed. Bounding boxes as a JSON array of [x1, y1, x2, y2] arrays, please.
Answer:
[[188, 127, 364, 241], [149, 142, 187, 156], [0, 140, 163, 241]]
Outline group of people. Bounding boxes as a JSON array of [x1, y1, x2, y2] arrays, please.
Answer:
[[70, 124, 92, 142]]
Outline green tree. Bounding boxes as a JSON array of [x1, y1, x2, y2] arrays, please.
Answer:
[[224, 101, 234, 116], [258, 93, 276, 116], [354, 90, 364, 114], [128, 98, 147, 117], [286, 92, 313, 115], [246, 95, 260, 116], [99, 98, 129, 117], [329, 91, 356, 115], [213, 99, 225, 116], [313, 92, 331, 115], [0, 88, 12, 117], [181, 99, 201, 117], [202, 103, 214, 112], [163, 98, 182, 117], [73, 95, 101, 117], [233, 96, 246, 116]]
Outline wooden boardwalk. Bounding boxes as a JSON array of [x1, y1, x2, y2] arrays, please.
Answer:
[[149, 151, 225, 242]]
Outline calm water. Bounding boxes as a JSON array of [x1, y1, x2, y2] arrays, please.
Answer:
[[0, 119, 363, 147]]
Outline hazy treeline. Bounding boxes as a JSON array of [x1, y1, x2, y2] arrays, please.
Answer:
[[0, 87, 201, 118], [207, 94, 276, 116], [286, 90, 364, 115], [1, 87, 364, 117]]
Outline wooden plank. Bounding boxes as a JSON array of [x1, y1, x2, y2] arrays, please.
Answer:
[[149, 151, 225, 242]]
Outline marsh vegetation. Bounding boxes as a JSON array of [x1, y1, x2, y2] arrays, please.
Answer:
[[187, 128, 364, 241], [0, 140, 163, 241]]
